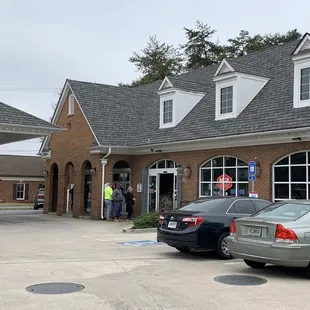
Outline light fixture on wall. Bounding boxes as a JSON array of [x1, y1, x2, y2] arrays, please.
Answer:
[[90, 168, 96, 175], [183, 165, 191, 178], [43, 171, 48, 177]]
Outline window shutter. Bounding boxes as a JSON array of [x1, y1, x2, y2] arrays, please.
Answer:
[[13, 184, 17, 200], [141, 168, 149, 215], [25, 184, 29, 200]]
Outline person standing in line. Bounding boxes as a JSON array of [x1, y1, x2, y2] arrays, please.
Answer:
[[112, 183, 124, 221], [125, 187, 135, 221], [104, 182, 114, 221]]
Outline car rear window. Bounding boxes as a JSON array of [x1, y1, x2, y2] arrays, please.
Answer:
[[251, 202, 310, 220], [180, 199, 227, 212]]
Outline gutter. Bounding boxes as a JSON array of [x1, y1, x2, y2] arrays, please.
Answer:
[[101, 147, 112, 219]]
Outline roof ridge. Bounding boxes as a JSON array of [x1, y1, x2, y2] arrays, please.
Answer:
[[67, 79, 156, 95]]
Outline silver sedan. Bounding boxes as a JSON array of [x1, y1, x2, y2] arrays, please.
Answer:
[[226, 200, 310, 276]]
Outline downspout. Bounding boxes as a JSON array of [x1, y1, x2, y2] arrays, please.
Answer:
[[101, 147, 112, 219]]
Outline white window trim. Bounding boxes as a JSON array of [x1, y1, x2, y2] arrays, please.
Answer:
[[68, 94, 75, 115], [215, 79, 238, 120], [160, 97, 176, 128], [272, 151, 309, 202], [16, 183, 25, 201], [199, 156, 248, 197], [293, 58, 310, 108]]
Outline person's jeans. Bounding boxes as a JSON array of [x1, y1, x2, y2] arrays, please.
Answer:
[[114, 201, 122, 218], [105, 200, 113, 219]]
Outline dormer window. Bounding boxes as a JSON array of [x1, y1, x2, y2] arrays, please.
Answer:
[[163, 100, 173, 123], [300, 68, 310, 101], [68, 94, 75, 115], [214, 59, 269, 120], [158, 76, 206, 129], [220, 86, 233, 114], [292, 33, 310, 108]]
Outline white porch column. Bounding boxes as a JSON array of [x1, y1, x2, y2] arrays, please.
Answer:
[[100, 158, 108, 219]]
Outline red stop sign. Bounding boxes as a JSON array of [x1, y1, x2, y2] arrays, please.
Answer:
[[217, 174, 233, 191]]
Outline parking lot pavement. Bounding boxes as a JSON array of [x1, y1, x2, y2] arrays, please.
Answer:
[[0, 212, 309, 310]]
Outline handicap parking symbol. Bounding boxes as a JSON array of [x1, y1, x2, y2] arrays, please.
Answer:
[[117, 240, 162, 247]]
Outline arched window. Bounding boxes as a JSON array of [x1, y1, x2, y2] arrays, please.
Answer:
[[200, 156, 248, 197], [273, 151, 308, 201]]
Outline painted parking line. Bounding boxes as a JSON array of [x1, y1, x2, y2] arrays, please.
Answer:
[[117, 240, 163, 247]]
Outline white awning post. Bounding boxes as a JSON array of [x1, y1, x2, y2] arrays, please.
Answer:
[[100, 147, 111, 219]]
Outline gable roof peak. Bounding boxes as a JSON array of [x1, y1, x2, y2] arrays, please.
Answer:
[[292, 32, 310, 55], [158, 76, 174, 91], [214, 59, 235, 76]]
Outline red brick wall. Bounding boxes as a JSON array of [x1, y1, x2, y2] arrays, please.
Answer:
[[0, 180, 42, 204], [102, 141, 310, 215], [44, 92, 102, 219]]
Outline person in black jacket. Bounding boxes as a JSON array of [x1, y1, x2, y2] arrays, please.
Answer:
[[125, 187, 135, 220]]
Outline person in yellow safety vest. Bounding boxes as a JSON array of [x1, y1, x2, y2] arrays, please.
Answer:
[[104, 183, 114, 220]]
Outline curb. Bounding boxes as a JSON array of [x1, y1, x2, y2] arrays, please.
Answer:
[[122, 227, 157, 233]]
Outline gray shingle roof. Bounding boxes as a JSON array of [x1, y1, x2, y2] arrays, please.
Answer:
[[0, 102, 60, 129], [68, 39, 310, 147], [0, 155, 45, 177]]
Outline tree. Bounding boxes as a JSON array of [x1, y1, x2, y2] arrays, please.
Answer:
[[226, 29, 301, 58], [119, 36, 183, 87], [181, 20, 220, 70]]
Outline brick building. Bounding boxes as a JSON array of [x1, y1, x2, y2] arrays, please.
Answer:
[[40, 33, 310, 220], [0, 155, 45, 204], [0, 101, 62, 203]]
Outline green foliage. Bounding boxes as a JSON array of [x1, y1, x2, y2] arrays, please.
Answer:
[[225, 29, 301, 58], [120, 22, 301, 86], [133, 212, 159, 229], [181, 20, 220, 70], [119, 35, 183, 87]]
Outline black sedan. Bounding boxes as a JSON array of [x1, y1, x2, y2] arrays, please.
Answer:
[[157, 196, 271, 259]]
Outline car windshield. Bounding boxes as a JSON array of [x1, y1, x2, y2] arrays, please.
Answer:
[[251, 202, 310, 220], [180, 198, 227, 212]]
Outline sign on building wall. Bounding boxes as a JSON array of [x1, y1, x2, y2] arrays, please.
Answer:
[[137, 183, 142, 193]]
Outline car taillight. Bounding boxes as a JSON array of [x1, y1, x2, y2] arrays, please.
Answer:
[[229, 220, 236, 236], [181, 216, 204, 227], [159, 214, 164, 225], [275, 224, 299, 243]]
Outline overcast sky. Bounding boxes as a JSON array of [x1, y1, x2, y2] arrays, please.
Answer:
[[0, 0, 309, 156]]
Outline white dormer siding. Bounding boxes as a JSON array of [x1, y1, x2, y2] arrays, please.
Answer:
[[158, 77, 205, 129], [292, 33, 310, 108], [213, 61, 269, 120]]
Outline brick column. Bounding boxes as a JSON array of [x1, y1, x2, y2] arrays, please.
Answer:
[[90, 168, 102, 220], [43, 173, 51, 214], [56, 174, 66, 216]]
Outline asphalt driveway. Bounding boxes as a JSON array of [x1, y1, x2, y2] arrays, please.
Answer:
[[0, 211, 308, 310]]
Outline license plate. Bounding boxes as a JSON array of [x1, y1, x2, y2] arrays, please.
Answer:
[[168, 221, 177, 229], [248, 227, 261, 236]]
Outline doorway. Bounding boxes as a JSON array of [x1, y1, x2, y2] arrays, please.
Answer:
[[159, 173, 174, 212], [148, 160, 180, 212], [51, 163, 59, 212]]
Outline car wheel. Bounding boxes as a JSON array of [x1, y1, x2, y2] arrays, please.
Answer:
[[244, 260, 266, 269], [175, 246, 191, 253], [217, 232, 232, 260]]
